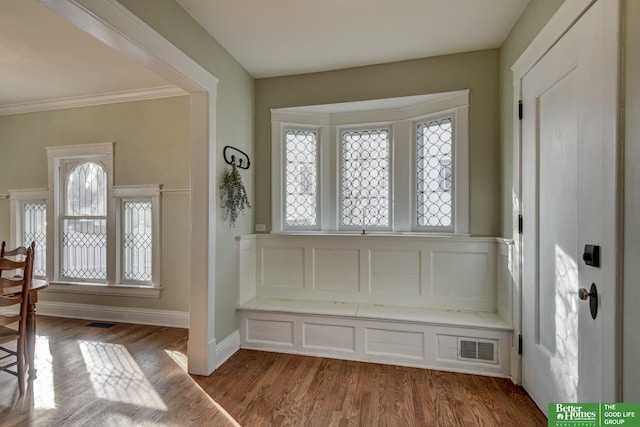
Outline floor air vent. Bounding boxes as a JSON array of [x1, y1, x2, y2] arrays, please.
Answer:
[[458, 338, 497, 364], [86, 322, 115, 328]]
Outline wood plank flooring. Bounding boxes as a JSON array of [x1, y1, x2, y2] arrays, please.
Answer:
[[0, 316, 546, 426]]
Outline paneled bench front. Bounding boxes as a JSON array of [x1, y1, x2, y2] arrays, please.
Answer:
[[237, 234, 515, 378]]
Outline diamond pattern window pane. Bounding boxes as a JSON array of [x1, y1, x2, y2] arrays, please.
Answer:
[[417, 118, 454, 228], [123, 201, 152, 282], [341, 129, 390, 227], [284, 130, 317, 227], [24, 202, 46, 276], [62, 219, 106, 280], [66, 162, 107, 216]]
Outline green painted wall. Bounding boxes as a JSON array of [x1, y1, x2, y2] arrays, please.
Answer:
[[498, 0, 566, 238], [116, 0, 255, 341], [623, 0, 640, 402], [0, 97, 191, 311], [255, 50, 501, 236]]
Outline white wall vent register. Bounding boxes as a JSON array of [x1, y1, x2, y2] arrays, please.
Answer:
[[458, 338, 497, 364]]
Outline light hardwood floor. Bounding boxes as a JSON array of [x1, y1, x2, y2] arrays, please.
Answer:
[[0, 316, 546, 426]]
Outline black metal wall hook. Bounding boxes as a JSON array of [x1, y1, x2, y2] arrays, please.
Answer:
[[223, 146, 250, 170]]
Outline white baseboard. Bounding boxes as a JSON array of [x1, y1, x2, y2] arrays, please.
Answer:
[[510, 346, 521, 385], [215, 330, 240, 369], [34, 301, 189, 328]]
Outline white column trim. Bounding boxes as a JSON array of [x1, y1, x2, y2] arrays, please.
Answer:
[[39, 0, 219, 375]]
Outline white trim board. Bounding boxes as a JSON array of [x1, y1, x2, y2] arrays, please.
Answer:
[[40, 0, 219, 375], [0, 86, 187, 116], [18, 301, 188, 328], [215, 330, 240, 370]]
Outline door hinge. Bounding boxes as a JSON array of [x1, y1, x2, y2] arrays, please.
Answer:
[[518, 100, 523, 120], [518, 215, 523, 234], [518, 335, 523, 355]]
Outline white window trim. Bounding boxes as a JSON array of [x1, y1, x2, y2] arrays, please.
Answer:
[[114, 185, 161, 287], [411, 106, 469, 234], [39, 142, 162, 298], [47, 142, 114, 284], [271, 90, 470, 234], [8, 188, 49, 249]]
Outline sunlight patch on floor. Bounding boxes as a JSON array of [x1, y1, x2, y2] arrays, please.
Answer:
[[34, 335, 56, 410], [79, 340, 167, 411], [100, 413, 169, 426], [164, 349, 187, 372], [164, 349, 241, 427]]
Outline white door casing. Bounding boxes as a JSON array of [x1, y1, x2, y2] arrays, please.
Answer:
[[520, 0, 620, 414], [39, 0, 220, 375]]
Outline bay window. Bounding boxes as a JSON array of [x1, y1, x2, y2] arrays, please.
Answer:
[[271, 90, 469, 234]]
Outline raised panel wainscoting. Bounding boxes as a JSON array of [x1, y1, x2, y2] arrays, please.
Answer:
[[237, 234, 516, 378]]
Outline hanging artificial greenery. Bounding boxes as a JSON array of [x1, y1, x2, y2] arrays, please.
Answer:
[[219, 163, 250, 227]]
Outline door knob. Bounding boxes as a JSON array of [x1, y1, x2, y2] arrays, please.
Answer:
[[578, 283, 598, 319], [578, 287, 594, 300]]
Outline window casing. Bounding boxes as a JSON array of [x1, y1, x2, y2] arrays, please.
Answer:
[[61, 160, 108, 281], [415, 116, 455, 232], [10, 145, 161, 296], [9, 189, 48, 278], [272, 91, 469, 234]]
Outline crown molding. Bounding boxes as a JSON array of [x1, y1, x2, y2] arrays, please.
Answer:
[[0, 85, 187, 116]]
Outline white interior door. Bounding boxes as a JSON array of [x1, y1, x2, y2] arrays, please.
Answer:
[[521, 0, 619, 415]]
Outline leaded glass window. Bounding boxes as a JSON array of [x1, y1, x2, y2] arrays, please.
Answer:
[[284, 129, 318, 227], [341, 128, 390, 228], [416, 118, 454, 229], [123, 200, 153, 282], [24, 202, 46, 276], [62, 161, 107, 280]]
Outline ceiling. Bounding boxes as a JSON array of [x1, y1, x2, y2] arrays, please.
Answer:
[[0, 0, 175, 111], [177, 0, 531, 78], [0, 0, 530, 111]]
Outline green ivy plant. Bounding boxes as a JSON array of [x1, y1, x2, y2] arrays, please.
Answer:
[[219, 163, 250, 227]]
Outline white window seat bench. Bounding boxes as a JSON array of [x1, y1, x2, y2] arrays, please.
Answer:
[[239, 297, 511, 331], [237, 234, 516, 379]]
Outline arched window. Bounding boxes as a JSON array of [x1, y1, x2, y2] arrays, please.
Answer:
[[11, 143, 160, 296], [65, 162, 107, 216], [61, 161, 107, 280]]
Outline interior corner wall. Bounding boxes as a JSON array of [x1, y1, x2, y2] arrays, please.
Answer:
[[0, 97, 190, 312], [498, 0, 566, 239], [623, 0, 640, 402], [255, 50, 500, 237], [116, 0, 255, 342]]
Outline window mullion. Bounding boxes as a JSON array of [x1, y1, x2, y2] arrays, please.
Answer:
[[393, 121, 412, 232], [321, 126, 336, 231]]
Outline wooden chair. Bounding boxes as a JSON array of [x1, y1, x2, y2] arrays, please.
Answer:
[[0, 241, 35, 278], [0, 246, 34, 394], [1, 241, 28, 257]]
